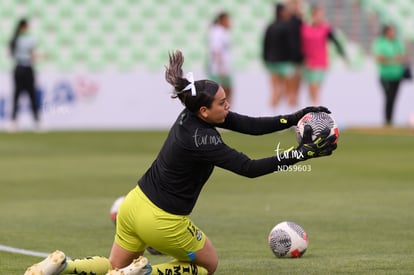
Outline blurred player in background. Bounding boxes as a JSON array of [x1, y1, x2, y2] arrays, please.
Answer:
[[301, 5, 347, 106], [24, 50, 337, 275], [8, 18, 40, 131], [207, 12, 232, 103], [263, 3, 296, 108], [372, 24, 407, 126], [285, 0, 305, 107]]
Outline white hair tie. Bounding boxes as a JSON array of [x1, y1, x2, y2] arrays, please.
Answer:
[[181, 72, 197, 96]]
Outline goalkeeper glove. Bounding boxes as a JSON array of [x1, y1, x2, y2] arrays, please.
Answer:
[[286, 106, 331, 126], [293, 125, 337, 160]]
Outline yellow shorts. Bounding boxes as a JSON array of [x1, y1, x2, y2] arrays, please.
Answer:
[[115, 186, 206, 261]]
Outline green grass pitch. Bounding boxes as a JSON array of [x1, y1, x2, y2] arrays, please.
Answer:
[[1, 129, 413, 274]]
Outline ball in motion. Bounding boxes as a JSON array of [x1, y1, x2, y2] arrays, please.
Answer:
[[110, 196, 125, 224], [296, 112, 339, 143], [268, 221, 308, 258]]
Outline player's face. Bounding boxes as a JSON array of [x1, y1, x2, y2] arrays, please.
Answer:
[[222, 15, 231, 29], [385, 27, 395, 39], [312, 8, 325, 24], [199, 87, 230, 124]]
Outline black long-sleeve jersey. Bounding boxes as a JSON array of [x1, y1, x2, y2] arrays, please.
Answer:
[[263, 20, 295, 63], [289, 15, 304, 64], [138, 109, 299, 215]]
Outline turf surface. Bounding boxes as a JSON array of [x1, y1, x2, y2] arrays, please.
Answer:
[[1, 129, 413, 274]]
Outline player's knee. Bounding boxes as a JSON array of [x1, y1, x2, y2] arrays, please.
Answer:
[[109, 256, 122, 269], [199, 260, 217, 275], [193, 236, 218, 274], [108, 243, 144, 269], [200, 255, 218, 274], [193, 253, 218, 274], [208, 260, 218, 274]]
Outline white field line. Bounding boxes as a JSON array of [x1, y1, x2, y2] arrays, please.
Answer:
[[0, 244, 72, 260]]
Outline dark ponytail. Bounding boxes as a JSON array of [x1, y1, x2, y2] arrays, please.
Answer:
[[165, 50, 219, 113], [165, 50, 190, 93], [9, 18, 28, 56]]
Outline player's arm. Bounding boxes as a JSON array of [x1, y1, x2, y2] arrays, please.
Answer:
[[217, 107, 331, 135], [199, 142, 297, 178], [328, 30, 347, 60], [199, 127, 336, 178], [262, 26, 272, 62]]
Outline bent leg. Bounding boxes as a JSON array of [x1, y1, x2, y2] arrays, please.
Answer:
[[61, 243, 145, 274], [114, 186, 216, 274], [109, 241, 144, 269], [64, 255, 112, 275], [150, 236, 216, 275], [24, 250, 111, 275], [152, 261, 208, 275], [192, 236, 218, 275]]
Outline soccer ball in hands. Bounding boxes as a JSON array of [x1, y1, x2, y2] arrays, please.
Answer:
[[296, 112, 339, 143], [268, 221, 308, 258]]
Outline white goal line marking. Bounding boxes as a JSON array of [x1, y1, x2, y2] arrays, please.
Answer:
[[0, 244, 71, 260]]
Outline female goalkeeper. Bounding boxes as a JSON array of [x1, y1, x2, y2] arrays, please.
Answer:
[[25, 50, 337, 275]]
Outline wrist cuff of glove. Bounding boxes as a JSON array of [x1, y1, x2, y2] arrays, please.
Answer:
[[279, 115, 296, 127]]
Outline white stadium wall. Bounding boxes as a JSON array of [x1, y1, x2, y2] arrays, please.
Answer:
[[1, 0, 413, 130], [1, 69, 413, 131]]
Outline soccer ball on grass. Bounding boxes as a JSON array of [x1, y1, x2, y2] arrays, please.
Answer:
[[268, 221, 308, 258]]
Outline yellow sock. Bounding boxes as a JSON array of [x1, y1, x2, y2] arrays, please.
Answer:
[[63, 256, 112, 275], [151, 261, 208, 275]]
